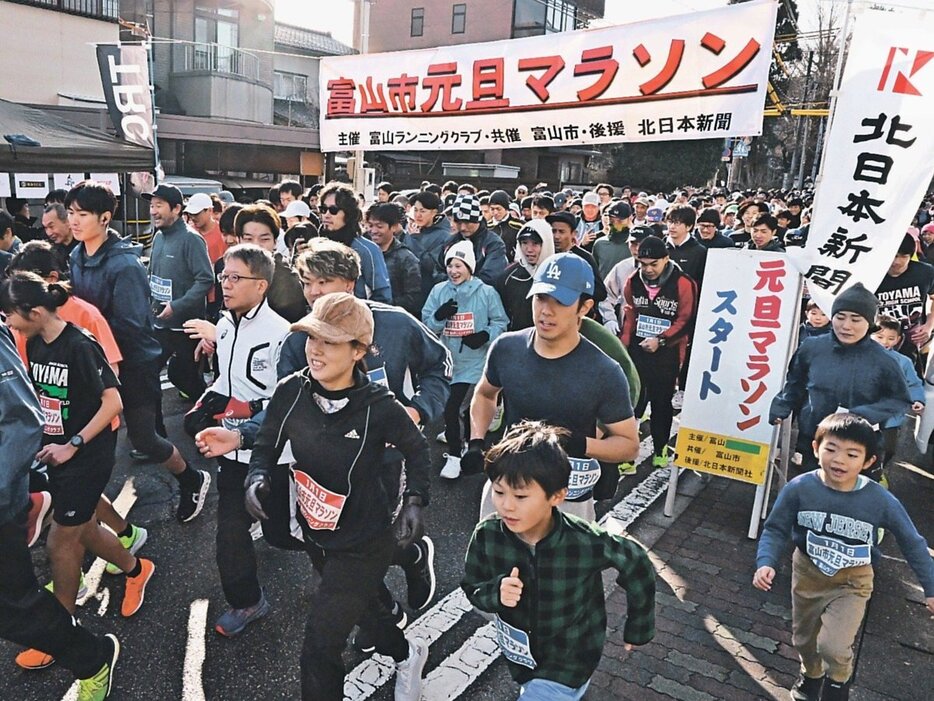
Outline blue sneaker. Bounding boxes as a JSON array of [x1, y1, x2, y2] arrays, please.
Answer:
[[214, 590, 270, 638]]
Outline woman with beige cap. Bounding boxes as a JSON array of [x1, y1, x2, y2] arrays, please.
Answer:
[[244, 292, 431, 701]]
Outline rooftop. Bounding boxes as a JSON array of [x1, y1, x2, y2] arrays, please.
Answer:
[[274, 23, 355, 57]]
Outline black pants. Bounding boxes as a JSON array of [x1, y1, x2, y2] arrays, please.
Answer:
[[632, 345, 680, 456], [119, 361, 175, 462], [443, 382, 473, 455], [0, 512, 106, 679], [301, 530, 408, 701], [216, 459, 261, 610], [155, 328, 206, 401]]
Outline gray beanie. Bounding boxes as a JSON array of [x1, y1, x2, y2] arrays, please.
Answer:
[[489, 190, 511, 208], [831, 283, 878, 324]]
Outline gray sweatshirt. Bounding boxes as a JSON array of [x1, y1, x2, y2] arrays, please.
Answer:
[[148, 217, 214, 330]]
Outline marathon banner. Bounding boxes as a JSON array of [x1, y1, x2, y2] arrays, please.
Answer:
[[319, 0, 777, 152], [790, 7, 934, 314], [674, 250, 799, 485], [96, 44, 156, 150]]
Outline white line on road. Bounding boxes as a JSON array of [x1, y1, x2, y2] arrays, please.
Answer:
[[182, 599, 210, 701], [420, 622, 499, 700]]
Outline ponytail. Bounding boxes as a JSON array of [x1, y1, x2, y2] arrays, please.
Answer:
[[0, 271, 71, 317]]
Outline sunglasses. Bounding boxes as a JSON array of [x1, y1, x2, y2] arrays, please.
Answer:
[[319, 205, 342, 215]]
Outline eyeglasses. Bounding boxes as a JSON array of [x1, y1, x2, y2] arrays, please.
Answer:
[[319, 205, 342, 215], [217, 273, 263, 284]]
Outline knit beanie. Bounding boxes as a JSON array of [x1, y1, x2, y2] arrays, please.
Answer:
[[445, 240, 476, 273], [830, 283, 878, 324]]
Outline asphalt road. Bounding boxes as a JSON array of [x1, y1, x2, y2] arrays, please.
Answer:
[[2, 389, 931, 701]]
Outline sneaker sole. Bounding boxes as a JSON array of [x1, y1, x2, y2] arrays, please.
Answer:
[[214, 599, 271, 638], [179, 472, 212, 523], [411, 537, 436, 610], [106, 528, 149, 575], [26, 493, 52, 548], [103, 634, 120, 697], [15, 652, 55, 670], [122, 562, 155, 617]]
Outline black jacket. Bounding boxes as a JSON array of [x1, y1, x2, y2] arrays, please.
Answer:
[[666, 236, 707, 287]]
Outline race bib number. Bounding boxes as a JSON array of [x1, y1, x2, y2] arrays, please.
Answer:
[[566, 457, 601, 500], [806, 530, 871, 576], [367, 365, 389, 388], [444, 312, 475, 337], [40, 396, 64, 436], [149, 274, 173, 302], [292, 469, 347, 531], [636, 314, 671, 338], [494, 616, 537, 669]]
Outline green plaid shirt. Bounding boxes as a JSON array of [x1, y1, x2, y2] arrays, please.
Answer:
[[462, 509, 656, 687]]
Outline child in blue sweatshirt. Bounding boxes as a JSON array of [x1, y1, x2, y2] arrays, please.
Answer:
[[754, 413, 934, 701]]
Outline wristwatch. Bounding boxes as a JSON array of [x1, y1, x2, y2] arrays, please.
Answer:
[[69, 435, 85, 450]]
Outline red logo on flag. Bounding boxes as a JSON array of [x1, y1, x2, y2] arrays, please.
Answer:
[[877, 47, 933, 95]]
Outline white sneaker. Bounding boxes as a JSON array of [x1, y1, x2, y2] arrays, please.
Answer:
[[394, 636, 428, 701], [435, 431, 448, 444], [440, 454, 461, 479], [672, 390, 684, 411]]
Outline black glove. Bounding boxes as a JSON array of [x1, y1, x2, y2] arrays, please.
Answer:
[[461, 331, 490, 350], [460, 438, 486, 475], [434, 298, 459, 321], [395, 499, 425, 549], [183, 391, 230, 438], [243, 471, 271, 521], [559, 430, 589, 458]]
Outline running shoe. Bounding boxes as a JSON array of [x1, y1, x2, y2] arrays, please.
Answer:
[[617, 462, 637, 476], [652, 446, 669, 468], [394, 637, 428, 701], [789, 674, 824, 701], [671, 390, 684, 411], [77, 634, 119, 701], [45, 572, 88, 600], [249, 520, 264, 541], [26, 491, 52, 548], [352, 600, 407, 653], [121, 558, 155, 617], [440, 454, 461, 480], [177, 470, 211, 523], [488, 403, 505, 432], [215, 590, 271, 637], [405, 536, 436, 610], [105, 525, 148, 575], [821, 678, 851, 701], [15, 647, 55, 670]]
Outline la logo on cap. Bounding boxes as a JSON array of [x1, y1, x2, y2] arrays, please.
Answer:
[[546, 263, 561, 280]]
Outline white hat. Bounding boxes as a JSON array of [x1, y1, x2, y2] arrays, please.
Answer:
[[582, 192, 600, 206], [445, 240, 476, 273], [183, 192, 213, 214], [283, 200, 311, 219]]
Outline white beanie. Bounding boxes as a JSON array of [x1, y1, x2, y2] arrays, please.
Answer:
[[445, 240, 476, 273]]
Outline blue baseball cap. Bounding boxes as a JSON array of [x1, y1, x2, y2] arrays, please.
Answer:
[[527, 252, 595, 306]]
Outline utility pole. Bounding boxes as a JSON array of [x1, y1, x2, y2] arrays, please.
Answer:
[[794, 50, 813, 189], [353, 0, 371, 200]]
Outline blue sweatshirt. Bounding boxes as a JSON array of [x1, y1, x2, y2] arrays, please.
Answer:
[[148, 217, 214, 330], [756, 471, 934, 596], [352, 235, 392, 304], [882, 347, 924, 428]]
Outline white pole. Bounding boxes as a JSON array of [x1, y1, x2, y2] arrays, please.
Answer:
[[663, 466, 679, 517], [353, 0, 371, 199]]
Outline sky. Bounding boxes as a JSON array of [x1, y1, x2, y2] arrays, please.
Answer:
[[274, 0, 836, 48]]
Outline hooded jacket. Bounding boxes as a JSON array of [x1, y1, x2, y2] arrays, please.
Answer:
[[770, 333, 911, 451], [441, 222, 508, 287], [422, 276, 509, 384], [402, 215, 452, 297], [148, 217, 214, 330], [322, 225, 392, 303], [249, 368, 430, 550], [495, 232, 556, 331], [69, 231, 161, 366]]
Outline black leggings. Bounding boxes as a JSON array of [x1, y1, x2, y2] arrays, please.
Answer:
[[632, 345, 680, 456], [443, 382, 473, 455]]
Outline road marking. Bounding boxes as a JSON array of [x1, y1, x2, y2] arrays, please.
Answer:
[[80, 478, 139, 608], [344, 589, 474, 699], [420, 622, 499, 700], [182, 599, 209, 701]]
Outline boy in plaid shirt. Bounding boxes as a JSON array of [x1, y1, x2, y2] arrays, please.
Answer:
[[462, 421, 655, 700]]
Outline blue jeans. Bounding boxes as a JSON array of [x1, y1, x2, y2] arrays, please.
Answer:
[[519, 678, 591, 700]]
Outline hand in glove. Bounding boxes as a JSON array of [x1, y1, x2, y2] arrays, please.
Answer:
[[604, 319, 620, 336], [396, 497, 425, 549], [460, 438, 486, 475], [243, 471, 271, 521], [461, 330, 490, 349], [434, 298, 459, 321]]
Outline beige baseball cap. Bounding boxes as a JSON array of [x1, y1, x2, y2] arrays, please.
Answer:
[[291, 292, 374, 346]]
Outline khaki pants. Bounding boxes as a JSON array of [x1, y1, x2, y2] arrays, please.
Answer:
[[791, 549, 873, 683]]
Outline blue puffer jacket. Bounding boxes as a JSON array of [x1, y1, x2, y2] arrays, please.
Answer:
[[69, 231, 161, 366], [402, 216, 453, 298], [422, 276, 508, 384]]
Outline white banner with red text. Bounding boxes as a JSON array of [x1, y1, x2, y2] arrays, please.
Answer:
[[789, 6, 934, 314], [675, 250, 800, 485], [319, 0, 777, 152]]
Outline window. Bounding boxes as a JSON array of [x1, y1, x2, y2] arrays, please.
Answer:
[[452, 3, 466, 34], [411, 7, 424, 37], [274, 71, 308, 101], [18, 0, 119, 21], [195, 2, 240, 73], [512, 0, 578, 38]]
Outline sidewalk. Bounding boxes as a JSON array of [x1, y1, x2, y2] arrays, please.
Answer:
[[589, 474, 931, 701]]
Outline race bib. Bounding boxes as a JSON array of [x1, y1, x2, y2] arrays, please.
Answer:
[[444, 311, 475, 337], [494, 616, 537, 669], [292, 469, 347, 531], [806, 530, 872, 576], [367, 365, 389, 388], [636, 314, 671, 338], [149, 274, 173, 302], [566, 457, 601, 500], [40, 396, 64, 436]]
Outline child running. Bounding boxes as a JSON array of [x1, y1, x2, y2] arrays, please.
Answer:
[[754, 413, 934, 701], [462, 420, 655, 700], [0, 272, 155, 672]]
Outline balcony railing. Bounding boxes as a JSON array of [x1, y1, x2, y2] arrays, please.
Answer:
[[172, 42, 261, 82], [11, 0, 118, 21]]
